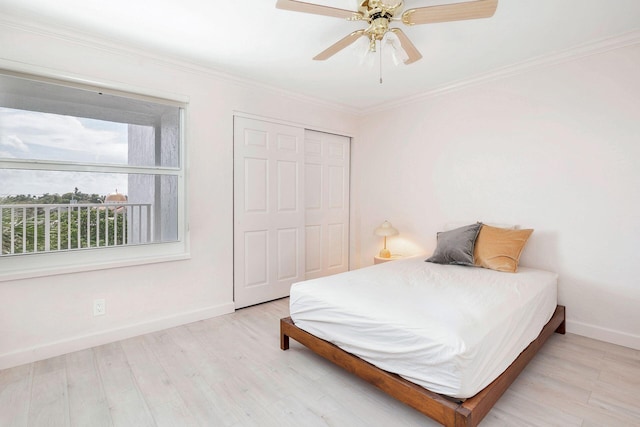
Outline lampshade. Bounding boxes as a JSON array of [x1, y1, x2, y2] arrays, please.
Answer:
[[374, 220, 398, 237]]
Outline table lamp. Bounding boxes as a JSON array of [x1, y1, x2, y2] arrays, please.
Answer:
[[374, 220, 398, 258]]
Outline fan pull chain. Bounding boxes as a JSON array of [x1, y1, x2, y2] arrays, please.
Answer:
[[379, 41, 383, 84]]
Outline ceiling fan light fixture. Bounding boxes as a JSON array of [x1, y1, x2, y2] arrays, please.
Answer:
[[383, 32, 409, 66], [276, 0, 499, 65], [359, 43, 376, 67]]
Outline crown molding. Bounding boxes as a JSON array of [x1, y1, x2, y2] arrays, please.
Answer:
[[362, 29, 640, 115], [0, 15, 361, 117]]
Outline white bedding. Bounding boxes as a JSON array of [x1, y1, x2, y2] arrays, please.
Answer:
[[289, 257, 558, 398]]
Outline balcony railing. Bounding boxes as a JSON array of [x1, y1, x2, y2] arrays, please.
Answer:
[[1, 203, 152, 256]]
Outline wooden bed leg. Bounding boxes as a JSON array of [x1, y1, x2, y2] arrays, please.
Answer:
[[280, 318, 290, 350], [454, 407, 472, 427], [554, 306, 566, 335]]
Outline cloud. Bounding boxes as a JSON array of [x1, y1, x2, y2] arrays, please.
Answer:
[[0, 134, 29, 152], [0, 107, 128, 164]]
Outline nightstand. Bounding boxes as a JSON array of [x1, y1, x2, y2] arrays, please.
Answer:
[[374, 255, 403, 264]]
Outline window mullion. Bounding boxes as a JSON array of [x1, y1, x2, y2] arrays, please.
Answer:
[[0, 159, 180, 176]]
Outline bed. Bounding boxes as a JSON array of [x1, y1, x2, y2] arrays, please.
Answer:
[[280, 257, 565, 427]]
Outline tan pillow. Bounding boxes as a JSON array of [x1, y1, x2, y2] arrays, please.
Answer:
[[474, 225, 533, 273]]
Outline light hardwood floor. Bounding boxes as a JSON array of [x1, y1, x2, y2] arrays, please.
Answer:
[[1, 298, 639, 426]]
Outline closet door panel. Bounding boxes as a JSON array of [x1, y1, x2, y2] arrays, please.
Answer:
[[234, 117, 305, 308], [304, 130, 350, 280]]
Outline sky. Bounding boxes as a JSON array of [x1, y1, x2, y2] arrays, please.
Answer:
[[0, 107, 129, 197]]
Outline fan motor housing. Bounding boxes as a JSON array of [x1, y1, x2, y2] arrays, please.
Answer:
[[369, 15, 391, 39]]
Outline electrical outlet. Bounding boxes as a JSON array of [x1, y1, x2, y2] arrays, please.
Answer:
[[93, 299, 106, 316]]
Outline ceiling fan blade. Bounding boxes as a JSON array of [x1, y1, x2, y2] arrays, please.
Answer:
[[313, 30, 367, 61], [402, 0, 498, 25], [276, 0, 360, 19], [389, 29, 422, 64]]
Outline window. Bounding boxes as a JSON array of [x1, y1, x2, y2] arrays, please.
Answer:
[[0, 72, 187, 280]]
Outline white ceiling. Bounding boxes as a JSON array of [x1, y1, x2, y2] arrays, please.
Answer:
[[1, 0, 639, 112]]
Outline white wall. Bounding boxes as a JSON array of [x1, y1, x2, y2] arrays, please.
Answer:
[[0, 23, 358, 369], [353, 42, 640, 349]]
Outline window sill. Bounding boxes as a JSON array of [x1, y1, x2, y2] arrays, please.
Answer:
[[0, 243, 190, 282]]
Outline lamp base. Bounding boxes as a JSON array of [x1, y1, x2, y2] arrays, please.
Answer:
[[379, 248, 391, 258]]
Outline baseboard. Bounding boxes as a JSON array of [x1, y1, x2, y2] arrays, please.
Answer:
[[0, 302, 235, 370], [566, 320, 640, 350]]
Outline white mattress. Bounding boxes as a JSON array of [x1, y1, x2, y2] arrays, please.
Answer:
[[289, 257, 558, 399]]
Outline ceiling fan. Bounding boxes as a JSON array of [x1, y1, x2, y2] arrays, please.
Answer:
[[275, 0, 498, 64]]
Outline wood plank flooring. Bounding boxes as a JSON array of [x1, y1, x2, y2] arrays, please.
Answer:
[[1, 298, 638, 426]]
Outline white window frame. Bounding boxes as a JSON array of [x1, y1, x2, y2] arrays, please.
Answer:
[[0, 71, 189, 282]]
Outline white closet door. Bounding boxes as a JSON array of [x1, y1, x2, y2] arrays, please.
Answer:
[[234, 117, 305, 309], [304, 130, 350, 280]]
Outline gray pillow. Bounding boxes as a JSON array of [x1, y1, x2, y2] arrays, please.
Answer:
[[426, 223, 482, 266]]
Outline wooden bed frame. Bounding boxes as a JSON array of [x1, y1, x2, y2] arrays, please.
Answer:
[[280, 305, 565, 427]]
